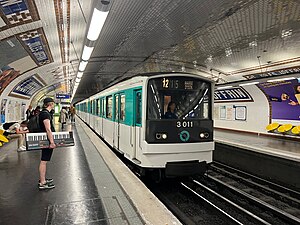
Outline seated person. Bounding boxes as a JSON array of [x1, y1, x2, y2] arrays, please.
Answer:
[[164, 101, 178, 119], [4, 121, 29, 152]]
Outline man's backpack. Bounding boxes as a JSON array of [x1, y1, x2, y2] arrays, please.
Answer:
[[27, 115, 40, 133]]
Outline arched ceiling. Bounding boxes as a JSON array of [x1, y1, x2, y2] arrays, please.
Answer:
[[1, 0, 300, 104]]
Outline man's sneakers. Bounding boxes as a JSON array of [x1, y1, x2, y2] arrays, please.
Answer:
[[38, 178, 55, 190], [17, 146, 26, 152], [39, 178, 53, 183]]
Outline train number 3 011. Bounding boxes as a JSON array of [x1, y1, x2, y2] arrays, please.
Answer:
[[176, 121, 193, 128]]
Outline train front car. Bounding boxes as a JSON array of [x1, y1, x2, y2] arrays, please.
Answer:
[[142, 74, 214, 178]]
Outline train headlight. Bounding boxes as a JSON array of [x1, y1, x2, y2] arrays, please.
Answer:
[[162, 134, 167, 139], [200, 133, 205, 138], [156, 133, 162, 139]]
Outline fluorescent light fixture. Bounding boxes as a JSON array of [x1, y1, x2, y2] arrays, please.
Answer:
[[7, 40, 15, 47], [87, 8, 109, 41], [75, 78, 81, 83], [217, 86, 233, 90], [82, 45, 94, 61], [239, 82, 259, 86], [267, 77, 295, 82], [77, 72, 83, 78], [79, 61, 88, 71]]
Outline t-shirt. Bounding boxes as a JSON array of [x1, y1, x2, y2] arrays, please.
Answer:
[[39, 109, 55, 132]]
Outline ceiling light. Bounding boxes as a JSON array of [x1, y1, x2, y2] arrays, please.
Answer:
[[79, 61, 88, 71], [82, 45, 94, 61], [77, 72, 83, 78], [87, 8, 109, 41], [281, 29, 292, 38], [75, 78, 81, 83], [239, 82, 259, 86], [249, 40, 257, 47], [267, 77, 295, 82], [225, 48, 232, 56], [207, 55, 213, 61], [216, 86, 233, 90]]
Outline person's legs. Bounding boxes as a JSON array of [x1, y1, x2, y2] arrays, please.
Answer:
[[19, 134, 25, 147], [39, 160, 47, 184], [39, 149, 54, 189], [8, 134, 24, 148]]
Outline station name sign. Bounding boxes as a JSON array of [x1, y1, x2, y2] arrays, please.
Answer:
[[243, 67, 300, 80], [214, 87, 253, 102], [56, 94, 70, 99]]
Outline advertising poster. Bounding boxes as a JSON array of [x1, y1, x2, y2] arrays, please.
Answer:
[[214, 106, 220, 119], [258, 79, 300, 121], [226, 106, 234, 120], [7, 100, 15, 121], [0, 99, 7, 124], [21, 103, 26, 120], [220, 106, 226, 120], [235, 106, 247, 121]]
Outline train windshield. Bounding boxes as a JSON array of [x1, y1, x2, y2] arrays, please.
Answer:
[[147, 76, 211, 120]]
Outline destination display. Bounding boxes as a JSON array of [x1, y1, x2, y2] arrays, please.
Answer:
[[160, 77, 196, 90]]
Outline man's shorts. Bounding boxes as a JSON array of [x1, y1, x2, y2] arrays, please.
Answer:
[[41, 148, 53, 161]]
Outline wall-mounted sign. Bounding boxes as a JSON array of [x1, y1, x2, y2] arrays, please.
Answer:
[[243, 66, 300, 80], [9, 74, 45, 99], [214, 87, 253, 102], [56, 94, 70, 99]]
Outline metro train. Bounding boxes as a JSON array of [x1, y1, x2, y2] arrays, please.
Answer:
[[76, 73, 214, 179]]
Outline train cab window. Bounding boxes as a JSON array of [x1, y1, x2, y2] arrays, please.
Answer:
[[120, 94, 126, 121], [147, 77, 211, 120], [106, 96, 113, 119]]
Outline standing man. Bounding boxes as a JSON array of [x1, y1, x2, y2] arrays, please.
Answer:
[[70, 105, 76, 123], [25, 105, 33, 121], [38, 97, 56, 190]]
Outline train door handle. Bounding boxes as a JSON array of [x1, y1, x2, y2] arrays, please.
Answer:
[[130, 126, 133, 147], [139, 128, 142, 150]]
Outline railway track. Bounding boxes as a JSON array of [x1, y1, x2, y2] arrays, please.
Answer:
[[148, 162, 300, 225], [201, 161, 300, 224]]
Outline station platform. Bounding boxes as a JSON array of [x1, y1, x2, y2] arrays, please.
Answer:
[[0, 117, 181, 225], [214, 128, 300, 162]]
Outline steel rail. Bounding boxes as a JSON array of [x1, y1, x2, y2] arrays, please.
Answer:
[[209, 163, 300, 206], [190, 180, 271, 225], [207, 174, 300, 225], [181, 182, 244, 225], [212, 161, 300, 199]]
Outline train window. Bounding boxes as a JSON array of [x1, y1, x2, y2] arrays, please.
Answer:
[[136, 91, 142, 125], [101, 98, 106, 117], [120, 94, 125, 121], [96, 99, 100, 116], [106, 96, 113, 119], [147, 77, 211, 120]]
